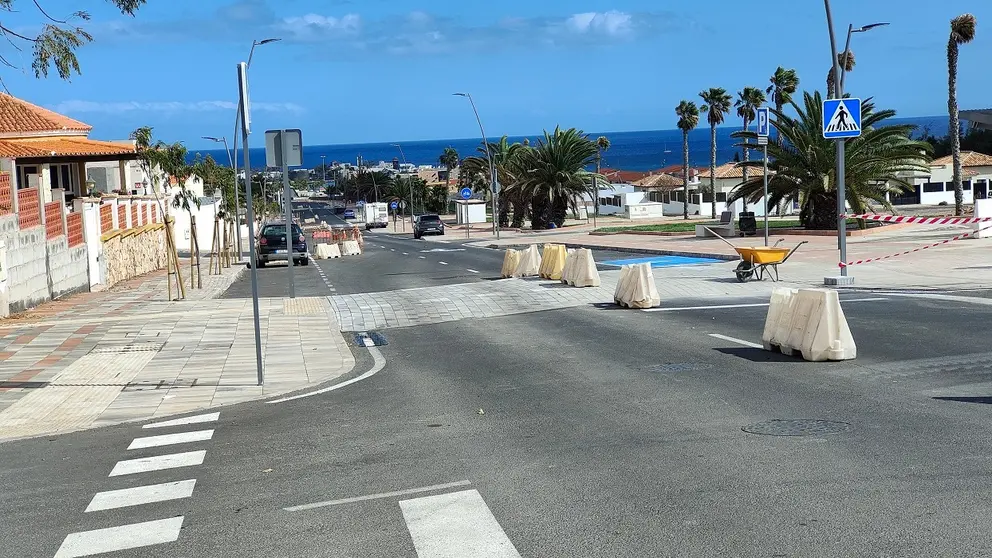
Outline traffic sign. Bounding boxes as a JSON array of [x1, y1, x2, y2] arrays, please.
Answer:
[[356, 200, 365, 207], [491, 181, 501, 195], [756, 107, 770, 137], [757, 136, 768, 146], [390, 201, 398, 209], [822, 98, 862, 139], [460, 187, 472, 200]]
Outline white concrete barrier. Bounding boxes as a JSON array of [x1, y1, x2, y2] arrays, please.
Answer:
[[561, 248, 601, 287], [762, 287, 856, 362], [539, 244, 568, 280], [501, 249, 521, 278], [513, 245, 541, 277], [340, 240, 362, 256], [315, 243, 341, 259], [613, 263, 660, 308]]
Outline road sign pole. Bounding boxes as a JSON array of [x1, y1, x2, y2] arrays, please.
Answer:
[[282, 131, 295, 299], [763, 143, 769, 247], [837, 138, 847, 273], [237, 62, 264, 386]]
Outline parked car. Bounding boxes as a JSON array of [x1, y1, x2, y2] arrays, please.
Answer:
[[254, 222, 308, 268], [343, 209, 356, 219], [413, 214, 444, 239]]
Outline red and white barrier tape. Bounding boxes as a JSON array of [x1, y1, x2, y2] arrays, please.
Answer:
[[839, 223, 992, 268], [841, 213, 992, 225]]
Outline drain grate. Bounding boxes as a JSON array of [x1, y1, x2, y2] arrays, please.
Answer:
[[648, 362, 712, 373], [742, 419, 851, 437], [353, 331, 388, 347], [120, 378, 200, 392], [90, 342, 165, 354]]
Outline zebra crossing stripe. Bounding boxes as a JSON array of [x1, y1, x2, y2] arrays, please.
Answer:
[[399, 489, 521, 558], [85, 480, 197, 512], [109, 450, 206, 477], [54, 517, 184, 558], [142, 412, 219, 429], [127, 429, 214, 450]]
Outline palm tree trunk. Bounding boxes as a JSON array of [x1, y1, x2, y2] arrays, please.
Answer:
[[775, 101, 785, 216], [742, 118, 750, 212], [709, 123, 717, 219], [949, 40, 964, 216], [595, 156, 601, 219], [682, 130, 690, 220]]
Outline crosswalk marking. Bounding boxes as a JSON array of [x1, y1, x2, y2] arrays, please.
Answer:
[[399, 489, 521, 558], [54, 517, 184, 558], [109, 450, 206, 477], [142, 412, 219, 429], [127, 429, 214, 450], [439, 261, 449, 265], [85, 480, 197, 512]]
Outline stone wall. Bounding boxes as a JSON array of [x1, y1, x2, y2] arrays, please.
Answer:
[[101, 224, 167, 288]]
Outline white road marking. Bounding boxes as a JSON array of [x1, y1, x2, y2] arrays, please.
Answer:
[[391, 248, 396, 252], [466, 269, 479, 274], [85, 480, 196, 512], [54, 517, 184, 558], [419, 256, 426, 259], [402, 252, 409, 255], [438, 261, 449, 265], [284, 480, 471, 512], [708, 333, 764, 349], [142, 412, 219, 429], [127, 429, 214, 450], [400, 489, 521, 558], [109, 450, 206, 477], [420, 248, 464, 253], [641, 297, 888, 313], [268, 345, 386, 403]]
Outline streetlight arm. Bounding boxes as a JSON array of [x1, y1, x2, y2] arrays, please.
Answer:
[[823, 0, 842, 100], [838, 23, 854, 95]]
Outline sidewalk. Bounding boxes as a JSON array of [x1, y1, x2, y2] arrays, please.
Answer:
[[0, 263, 355, 442]]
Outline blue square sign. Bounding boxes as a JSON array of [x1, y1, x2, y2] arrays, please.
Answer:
[[756, 107, 770, 137], [822, 98, 862, 139]]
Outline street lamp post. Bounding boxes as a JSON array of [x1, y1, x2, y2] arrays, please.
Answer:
[[392, 143, 415, 221], [231, 38, 280, 260], [454, 93, 499, 239]]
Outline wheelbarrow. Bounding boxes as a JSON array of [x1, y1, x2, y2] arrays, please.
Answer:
[[732, 241, 808, 282]]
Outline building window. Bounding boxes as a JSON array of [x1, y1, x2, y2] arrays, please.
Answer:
[[964, 180, 972, 191], [50, 164, 75, 191], [17, 165, 38, 189], [701, 192, 714, 203], [716, 192, 728, 202], [612, 195, 622, 207], [922, 182, 943, 193]]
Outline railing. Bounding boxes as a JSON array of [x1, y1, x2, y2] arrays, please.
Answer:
[[0, 173, 11, 216], [18, 188, 40, 229], [44, 201, 63, 240], [67, 212, 84, 247], [100, 204, 113, 234], [117, 204, 127, 229]]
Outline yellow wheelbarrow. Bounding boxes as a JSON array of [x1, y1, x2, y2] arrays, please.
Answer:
[[733, 241, 808, 282]]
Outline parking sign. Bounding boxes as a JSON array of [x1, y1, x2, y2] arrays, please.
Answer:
[[756, 107, 770, 137]]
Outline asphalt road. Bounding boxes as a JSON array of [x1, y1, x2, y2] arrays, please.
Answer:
[[4, 293, 992, 556]]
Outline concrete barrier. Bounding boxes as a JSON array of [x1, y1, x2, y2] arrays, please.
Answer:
[[613, 263, 660, 308], [539, 244, 568, 280], [315, 243, 341, 259], [501, 249, 521, 278], [561, 248, 601, 287], [762, 287, 856, 362], [513, 245, 541, 277], [340, 240, 362, 256]]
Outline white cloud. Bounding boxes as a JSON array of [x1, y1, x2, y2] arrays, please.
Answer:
[[279, 13, 361, 40], [52, 100, 304, 114], [564, 11, 634, 36]]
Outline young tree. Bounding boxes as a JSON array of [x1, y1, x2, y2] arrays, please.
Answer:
[[948, 13, 977, 216]]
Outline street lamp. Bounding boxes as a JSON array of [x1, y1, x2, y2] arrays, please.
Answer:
[[231, 37, 280, 260], [823, 1, 887, 281], [453, 92, 499, 238], [392, 143, 415, 218], [202, 136, 233, 168]]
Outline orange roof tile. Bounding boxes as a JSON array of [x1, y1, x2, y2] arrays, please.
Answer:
[[0, 137, 135, 158], [931, 151, 992, 168], [0, 94, 91, 134], [697, 162, 772, 180], [633, 173, 683, 190]]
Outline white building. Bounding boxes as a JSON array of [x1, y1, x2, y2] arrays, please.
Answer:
[[890, 151, 992, 206]]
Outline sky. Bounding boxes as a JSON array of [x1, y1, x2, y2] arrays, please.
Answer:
[[4, 0, 990, 150]]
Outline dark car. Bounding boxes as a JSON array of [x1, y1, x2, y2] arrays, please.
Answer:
[[343, 209, 356, 219], [255, 222, 308, 268], [413, 214, 444, 239]]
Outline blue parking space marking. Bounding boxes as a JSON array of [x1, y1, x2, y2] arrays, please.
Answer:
[[600, 255, 724, 268]]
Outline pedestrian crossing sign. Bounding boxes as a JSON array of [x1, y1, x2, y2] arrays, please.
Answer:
[[822, 98, 862, 139]]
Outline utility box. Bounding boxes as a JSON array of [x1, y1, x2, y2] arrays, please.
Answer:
[[456, 200, 487, 224], [975, 199, 992, 238]]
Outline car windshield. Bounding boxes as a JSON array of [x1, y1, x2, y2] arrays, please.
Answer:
[[419, 216, 441, 223], [261, 224, 303, 237]]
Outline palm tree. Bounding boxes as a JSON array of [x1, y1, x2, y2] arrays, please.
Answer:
[[594, 136, 611, 221], [699, 88, 733, 218], [826, 51, 856, 98], [675, 101, 700, 220], [735, 87, 766, 212], [438, 147, 460, 186], [514, 127, 605, 229], [462, 137, 529, 227], [767, 67, 800, 144], [948, 13, 977, 216], [728, 91, 932, 229]]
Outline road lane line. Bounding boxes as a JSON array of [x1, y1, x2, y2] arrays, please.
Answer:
[[708, 333, 763, 349], [284, 480, 471, 511], [54, 517, 184, 558], [466, 269, 479, 274], [641, 297, 888, 313], [268, 345, 386, 403], [419, 256, 426, 259], [439, 261, 449, 265], [142, 412, 219, 429], [85, 480, 197, 512], [127, 429, 214, 450], [400, 489, 521, 558], [403, 252, 409, 255], [109, 450, 206, 477]]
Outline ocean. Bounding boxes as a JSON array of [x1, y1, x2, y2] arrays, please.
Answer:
[[191, 116, 947, 173]]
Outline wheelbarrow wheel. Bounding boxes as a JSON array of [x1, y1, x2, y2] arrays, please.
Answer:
[[735, 261, 754, 283]]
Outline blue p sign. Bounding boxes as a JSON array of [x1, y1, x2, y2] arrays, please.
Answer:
[[756, 107, 770, 137]]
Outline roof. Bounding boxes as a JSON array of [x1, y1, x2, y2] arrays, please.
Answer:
[[0, 137, 135, 158], [697, 162, 773, 180], [0, 94, 91, 134], [600, 168, 658, 184], [633, 173, 683, 190], [931, 151, 992, 168]]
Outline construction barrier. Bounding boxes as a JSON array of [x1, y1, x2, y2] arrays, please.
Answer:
[[315, 243, 341, 259], [561, 248, 601, 287], [538, 244, 568, 280], [501, 249, 521, 278], [613, 263, 660, 309], [340, 240, 362, 256], [761, 288, 856, 362], [313, 230, 333, 241], [841, 213, 992, 225], [513, 245, 541, 277]]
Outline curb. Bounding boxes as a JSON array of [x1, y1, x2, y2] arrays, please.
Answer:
[[485, 243, 739, 262]]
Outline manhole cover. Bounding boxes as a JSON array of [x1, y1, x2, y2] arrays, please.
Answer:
[[742, 419, 851, 437], [649, 363, 712, 373], [90, 342, 165, 354]]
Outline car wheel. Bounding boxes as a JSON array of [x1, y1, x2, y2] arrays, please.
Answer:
[[302, 258, 310, 266], [257, 260, 266, 269]]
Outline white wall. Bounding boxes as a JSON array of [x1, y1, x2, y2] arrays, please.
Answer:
[[170, 197, 220, 254], [456, 201, 487, 224]]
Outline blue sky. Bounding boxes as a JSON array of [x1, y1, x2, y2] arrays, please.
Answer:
[[6, 0, 990, 149]]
